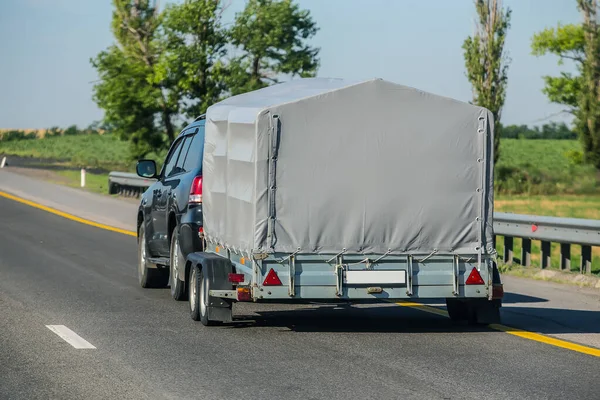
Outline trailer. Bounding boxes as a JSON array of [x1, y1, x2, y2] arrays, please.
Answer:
[[185, 78, 503, 326]]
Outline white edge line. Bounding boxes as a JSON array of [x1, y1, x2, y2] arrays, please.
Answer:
[[46, 325, 96, 349]]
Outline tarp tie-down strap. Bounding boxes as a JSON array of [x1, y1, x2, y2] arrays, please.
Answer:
[[345, 249, 392, 267], [327, 248, 347, 263], [278, 247, 302, 263], [412, 249, 439, 263]]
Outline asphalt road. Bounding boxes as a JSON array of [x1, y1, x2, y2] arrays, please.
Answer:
[[1, 196, 599, 400]]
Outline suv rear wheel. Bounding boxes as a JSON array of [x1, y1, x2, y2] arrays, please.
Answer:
[[169, 228, 186, 300]]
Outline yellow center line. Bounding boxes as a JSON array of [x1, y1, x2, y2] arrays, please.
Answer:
[[489, 324, 600, 357], [395, 300, 600, 358], [0, 190, 137, 237]]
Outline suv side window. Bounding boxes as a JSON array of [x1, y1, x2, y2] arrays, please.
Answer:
[[182, 133, 203, 172], [162, 138, 184, 178], [173, 135, 193, 174]]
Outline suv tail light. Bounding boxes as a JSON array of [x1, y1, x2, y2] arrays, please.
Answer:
[[189, 176, 202, 204]]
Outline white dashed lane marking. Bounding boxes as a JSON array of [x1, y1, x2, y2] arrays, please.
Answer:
[[46, 325, 96, 349]]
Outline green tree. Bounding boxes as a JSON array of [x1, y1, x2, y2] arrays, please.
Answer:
[[577, 0, 600, 169], [228, 0, 320, 95], [531, 23, 585, 111], [91, 0, 178, 159], [161, 0, 229, 120], [531, 1, 600, 169], [463, 0, 512, 164]]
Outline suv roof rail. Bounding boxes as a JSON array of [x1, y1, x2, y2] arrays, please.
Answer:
[[194, 114, 206, 122]]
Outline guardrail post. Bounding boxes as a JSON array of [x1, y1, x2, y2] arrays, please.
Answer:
[[560, 243, 571, 271], [541, 241, 551, 269], [581, 245, 592, 274], [521, 239, 532, 267], [503, 236, 513, 265]]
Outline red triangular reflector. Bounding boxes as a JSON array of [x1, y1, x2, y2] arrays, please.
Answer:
[[263, 268, 282, 286], [465, 267, 485, 285]]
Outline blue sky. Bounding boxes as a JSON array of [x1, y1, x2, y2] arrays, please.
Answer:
[[0, 0, 581, 129]]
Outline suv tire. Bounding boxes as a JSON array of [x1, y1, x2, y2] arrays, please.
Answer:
[[169, 228, 186, 301]]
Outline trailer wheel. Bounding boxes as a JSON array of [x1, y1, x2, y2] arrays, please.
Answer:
[[446, 298, 501, 325], [189, 264, 217, 326], [468, 299, 501, 326], [138, 224, 168, 288], [169, 229, 186, 301], [446, 298, 469, 322]]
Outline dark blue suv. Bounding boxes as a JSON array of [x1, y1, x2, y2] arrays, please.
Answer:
[[135, 115, 205, 300]]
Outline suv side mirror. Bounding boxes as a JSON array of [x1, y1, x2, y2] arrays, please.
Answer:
[[136, 159, 157, 179]]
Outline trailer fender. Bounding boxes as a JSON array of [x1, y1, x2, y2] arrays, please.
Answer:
[[186, 252, 233, 321]]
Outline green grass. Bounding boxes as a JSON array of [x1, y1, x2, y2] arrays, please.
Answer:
[[495, 194, 600, 219], [494, 236, 600, 275], [53, 170, 111, 195]]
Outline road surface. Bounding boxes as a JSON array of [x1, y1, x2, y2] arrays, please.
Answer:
[[1, 196, 599, 399]]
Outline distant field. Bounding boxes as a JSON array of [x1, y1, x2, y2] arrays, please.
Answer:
[[0, 133, 164, 172]]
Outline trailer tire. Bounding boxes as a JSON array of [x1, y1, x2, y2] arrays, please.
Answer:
[[138, 224, 168, 288], [446, 298, 501, 325], [468, 299, 501, 326], [446, 298, 469, 322], [189, 264, 218, 326]]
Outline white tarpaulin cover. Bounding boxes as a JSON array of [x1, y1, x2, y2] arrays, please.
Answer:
[[202, 78, 494, 256]]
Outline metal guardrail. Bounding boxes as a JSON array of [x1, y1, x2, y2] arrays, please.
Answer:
[[108, 172, 155, 198], [493, 212, 600, 274], [107, 171, 599, 273]]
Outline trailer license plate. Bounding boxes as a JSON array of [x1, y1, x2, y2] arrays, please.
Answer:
[[344, 270, 406, 285]]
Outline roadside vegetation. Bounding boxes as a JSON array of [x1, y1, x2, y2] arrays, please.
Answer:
[[497, 139, 597, 195], [493, 236, 600, 275]]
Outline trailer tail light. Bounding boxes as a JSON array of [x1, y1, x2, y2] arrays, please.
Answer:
[[492, 283, 504, 299], [189, 176, 202, 203], [228, 273, 245, 283], [237, 287, 251, 301], [263, 268, 282, 286], [465, 267, 485, 285]]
